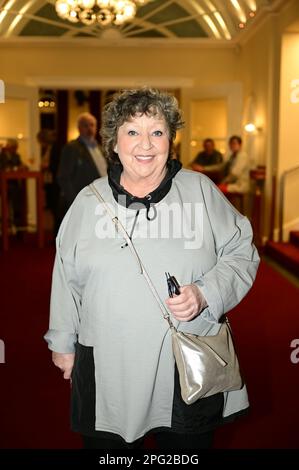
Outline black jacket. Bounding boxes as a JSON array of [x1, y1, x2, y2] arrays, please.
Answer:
[[58, 138, 101, 209]]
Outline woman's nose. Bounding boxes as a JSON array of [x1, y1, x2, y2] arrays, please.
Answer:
[[139, 134, 152, 150]]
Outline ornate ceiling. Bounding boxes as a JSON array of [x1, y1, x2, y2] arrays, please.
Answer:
[[0, 0, 280, 41]]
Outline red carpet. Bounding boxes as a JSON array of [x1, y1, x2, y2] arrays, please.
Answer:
[[0, 240, 299, 448]]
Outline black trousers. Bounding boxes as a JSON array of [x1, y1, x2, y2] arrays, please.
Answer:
[[82, 430, 214, 450]]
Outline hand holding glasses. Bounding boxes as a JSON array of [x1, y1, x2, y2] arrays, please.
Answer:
[[165, 272, 181, 297]]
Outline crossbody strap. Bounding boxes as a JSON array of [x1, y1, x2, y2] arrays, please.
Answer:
[[89, 183, 175, 329]]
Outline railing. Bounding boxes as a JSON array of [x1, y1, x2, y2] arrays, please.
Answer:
[[269, 175, 276, 242], [278, 165, 299, 242]]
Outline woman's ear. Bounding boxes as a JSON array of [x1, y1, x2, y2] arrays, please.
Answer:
[[114, 143, 118, 153]]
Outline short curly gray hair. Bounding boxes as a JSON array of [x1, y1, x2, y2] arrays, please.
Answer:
[[101, 88, 184, 164]]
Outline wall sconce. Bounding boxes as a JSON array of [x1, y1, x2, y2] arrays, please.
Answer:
[[244, 122, 256, 133], [244, 122, 262, 134], [243, 94, 262, 134]]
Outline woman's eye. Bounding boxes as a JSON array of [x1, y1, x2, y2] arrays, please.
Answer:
[[128, 130, 138, 136], [153, 130, 163, 136]]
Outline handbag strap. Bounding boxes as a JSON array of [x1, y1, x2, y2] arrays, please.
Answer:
[[89, 183, 175, 329]]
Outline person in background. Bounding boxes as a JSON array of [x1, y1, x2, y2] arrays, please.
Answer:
[[44, 88, 259, 450], [191, 138, 223, 172], [0, 139, 24, 232], [218, 135, 249, 194], [48, 131, 62, 236], [57, 112, 107, 219], [37, 130, 56, 208], [0, 138, 22, 170], [37, 129, 61, 235]]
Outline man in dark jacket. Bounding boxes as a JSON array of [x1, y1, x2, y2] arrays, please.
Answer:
[[57, 112, 107, 219], [0, 139, 24, 231], [191, 138, 224, 183], [0, 139, 22, 170], [191, 138, 223, 170]]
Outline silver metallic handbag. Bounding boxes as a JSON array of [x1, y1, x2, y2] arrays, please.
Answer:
[[89, 183, 244, 405], [171, 319, 243, 404]]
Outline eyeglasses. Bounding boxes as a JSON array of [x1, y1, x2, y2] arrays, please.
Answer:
[[165, 272, 180, 297]]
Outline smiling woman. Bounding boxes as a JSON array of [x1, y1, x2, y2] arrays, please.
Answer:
[[102, 88, 184, 197], [101, 88, 183, 163], [115, 114, 170, 196], [44, 87, 259, 450]]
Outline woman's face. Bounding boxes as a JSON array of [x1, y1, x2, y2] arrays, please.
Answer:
[[114, 113, 170, 182]]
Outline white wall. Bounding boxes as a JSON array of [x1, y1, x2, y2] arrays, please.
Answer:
[[277, 33, 299, 240], [190, 98, 227, 161]]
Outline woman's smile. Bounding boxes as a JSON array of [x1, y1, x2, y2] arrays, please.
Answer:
[[134, 155, 155, 162]]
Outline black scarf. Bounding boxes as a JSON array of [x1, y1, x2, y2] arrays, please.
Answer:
[[108, 159, 182, 221]]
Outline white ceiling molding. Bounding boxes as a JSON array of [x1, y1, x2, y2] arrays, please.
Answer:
[[24, 75, 195, 89], [0, 36, 237, 48]]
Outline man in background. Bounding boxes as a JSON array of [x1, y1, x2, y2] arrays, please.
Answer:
[[191, 138, 224, 183], [191, 138, 223, 172], [0, 138, 22, 170], [0, 139, 24, 232], [57, 112, 107, 220]]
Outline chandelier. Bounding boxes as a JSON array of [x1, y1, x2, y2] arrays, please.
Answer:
[[55, 1, 151, 27]]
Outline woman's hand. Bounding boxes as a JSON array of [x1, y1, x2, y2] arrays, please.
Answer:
[[165, 284, 207, 322], [52, 352, 75, 380]]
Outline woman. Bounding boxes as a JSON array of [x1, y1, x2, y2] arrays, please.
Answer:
[[45, 88, 259, 449]]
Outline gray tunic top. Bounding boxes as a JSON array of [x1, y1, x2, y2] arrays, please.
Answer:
[[45, 169, 260, 443]]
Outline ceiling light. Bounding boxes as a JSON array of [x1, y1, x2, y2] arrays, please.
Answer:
[[55, 0, 152, 27]]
